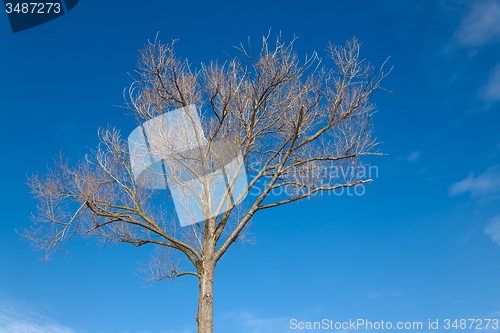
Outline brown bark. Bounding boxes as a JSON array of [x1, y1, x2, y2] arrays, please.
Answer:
[[196, 258, 215, 333]]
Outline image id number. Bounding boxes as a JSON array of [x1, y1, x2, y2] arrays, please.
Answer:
[[443, 318, 499, 330], [5, 2, 61, 14]]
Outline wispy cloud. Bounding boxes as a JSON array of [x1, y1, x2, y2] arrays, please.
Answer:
[[454, 1, 500, 47], [0, 300, 74, 333], [449, 165, 500, 198], [485, 215, 500, 246], [480, 64, 500, 102], [406, 151, 420, 163]]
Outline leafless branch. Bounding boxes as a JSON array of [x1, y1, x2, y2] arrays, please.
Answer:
[[26, 34, 389, 284]]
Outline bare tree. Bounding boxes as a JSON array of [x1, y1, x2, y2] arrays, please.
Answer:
[[25, 33, 390, 333]]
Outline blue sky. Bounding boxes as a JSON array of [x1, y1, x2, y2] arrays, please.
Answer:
[[1, 0, 500, 332]]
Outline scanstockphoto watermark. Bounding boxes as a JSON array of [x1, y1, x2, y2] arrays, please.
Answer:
[[128, 105, 248, 227], [290, 318, 423, 331], [290, 318, 500, 331], [247, 164, 380, 198], [126, 104, 379, 227]]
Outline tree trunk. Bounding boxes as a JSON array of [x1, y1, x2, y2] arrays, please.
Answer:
[[197, 259, 215, 333]]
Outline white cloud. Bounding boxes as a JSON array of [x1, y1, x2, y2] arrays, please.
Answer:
[[485, 215, 500, 246], [449, 165, 500, 198], [0, 301, 74, 333], [406, 151, 420, 163], [455, 1, 500, 47], [480, 64, 500, 102]]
